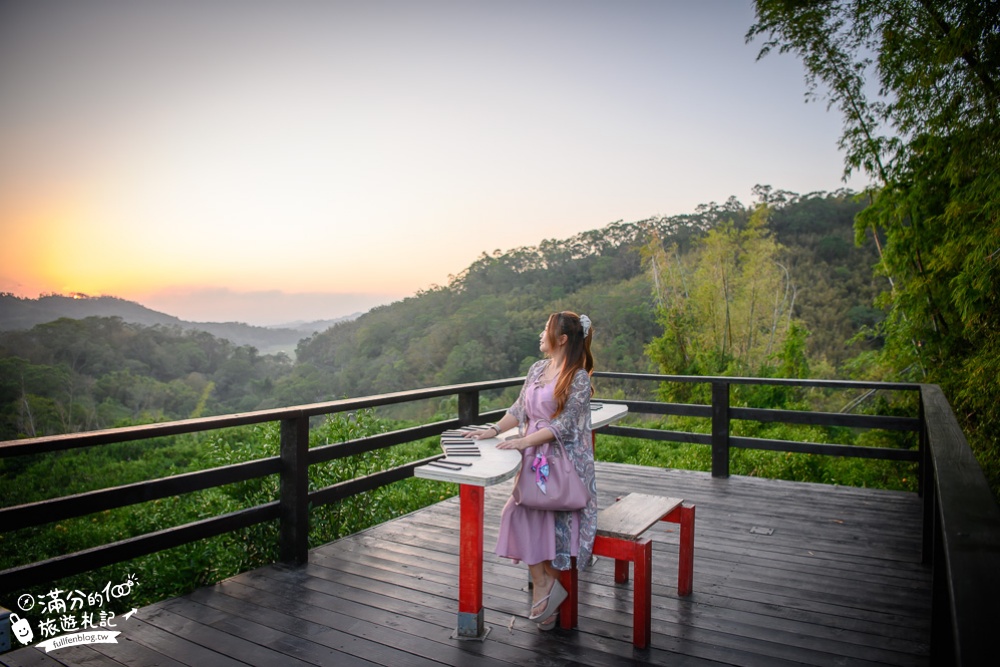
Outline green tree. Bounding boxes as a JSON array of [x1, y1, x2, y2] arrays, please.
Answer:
[[645, 204, 801, 383], [0, 319, 293, 436], [749, 0, 1000, 493]]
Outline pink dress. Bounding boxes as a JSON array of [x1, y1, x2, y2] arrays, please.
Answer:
[[494, 377, 581, 566]]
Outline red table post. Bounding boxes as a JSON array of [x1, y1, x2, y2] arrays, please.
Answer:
[[457, 483, 486, 638]]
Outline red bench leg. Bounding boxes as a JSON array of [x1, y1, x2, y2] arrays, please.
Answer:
[[614, 557, 630, 583], [664, 502, 695, 597], [594, 535, 654, 648], [633, 537, 653, 648], [558, 557, 578, 629]]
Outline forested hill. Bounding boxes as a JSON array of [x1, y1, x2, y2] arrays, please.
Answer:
[[0, 294, 353, 354], [288, 188, 881, 402]]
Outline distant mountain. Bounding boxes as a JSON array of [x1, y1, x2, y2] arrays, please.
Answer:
[[0, 294, 357, 355], [269, 317, 362, 335]]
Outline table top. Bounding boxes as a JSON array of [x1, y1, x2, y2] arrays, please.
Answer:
[[414, 401, 627, 487]]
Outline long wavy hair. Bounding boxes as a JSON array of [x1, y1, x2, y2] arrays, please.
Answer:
[[544, 311, 595, 417]]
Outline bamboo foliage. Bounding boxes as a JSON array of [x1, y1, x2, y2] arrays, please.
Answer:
[[645, 205, 798, 377], [750, 0, 1000, 496]]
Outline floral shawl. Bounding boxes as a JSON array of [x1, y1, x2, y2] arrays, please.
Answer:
[[507, 359, 597, 571]]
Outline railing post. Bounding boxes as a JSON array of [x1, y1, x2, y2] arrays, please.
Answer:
[[711, 380, 730, 478], [458, 390, 480, 426], [930, 503, 953, 664], [918, 390, 926, 500], [280, 414, 310, 564], [920, 391, 934, 564]]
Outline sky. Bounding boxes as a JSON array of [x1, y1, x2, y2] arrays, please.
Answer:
[[0, 0, 866, 326]]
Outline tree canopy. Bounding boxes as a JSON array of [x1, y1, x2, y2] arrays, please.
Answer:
[[0, 318, 291, 439], [749, 0, 1000, 489]]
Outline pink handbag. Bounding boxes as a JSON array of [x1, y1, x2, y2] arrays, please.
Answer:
[[512, 442, 589, 511]]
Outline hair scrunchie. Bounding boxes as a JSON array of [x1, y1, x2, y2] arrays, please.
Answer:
[[579, 314, 592, 337]]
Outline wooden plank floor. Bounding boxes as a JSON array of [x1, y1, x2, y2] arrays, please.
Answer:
[[3, 464, 931, 667]]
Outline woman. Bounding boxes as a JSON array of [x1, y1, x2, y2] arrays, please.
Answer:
[[465, 311, 597, 630]]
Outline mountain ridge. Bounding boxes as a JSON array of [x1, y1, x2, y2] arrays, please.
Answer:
[[0, 293, 359, 354]]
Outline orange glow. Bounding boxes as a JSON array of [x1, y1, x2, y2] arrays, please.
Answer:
[[1, 195, 156, 299], [1, 201, 71, 296]]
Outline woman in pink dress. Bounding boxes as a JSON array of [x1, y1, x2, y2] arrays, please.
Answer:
[[466, 311, 597, 630]]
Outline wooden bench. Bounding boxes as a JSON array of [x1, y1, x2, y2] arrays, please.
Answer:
[[557, 493, 696, 648]]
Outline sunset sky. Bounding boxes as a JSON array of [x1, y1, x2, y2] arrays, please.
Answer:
[[0, 0, 865, 325]]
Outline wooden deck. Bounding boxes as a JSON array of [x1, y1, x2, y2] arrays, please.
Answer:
[[3, 463, 931, 667]]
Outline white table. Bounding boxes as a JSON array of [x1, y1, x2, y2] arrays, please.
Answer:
[[415, 401, 628, 639]]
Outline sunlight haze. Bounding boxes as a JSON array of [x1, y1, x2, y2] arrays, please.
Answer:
[[0, 0, 865, 325]]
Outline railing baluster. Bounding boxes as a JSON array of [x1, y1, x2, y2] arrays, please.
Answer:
[[711, 381, 730, 478], [921, 392, 934, 563], [279, 414, 310, 564]]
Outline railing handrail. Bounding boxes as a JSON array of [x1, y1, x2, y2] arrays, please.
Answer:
[[920, 384, 1000, 664], [0, 376, 525, 457], [0, 372, 918, 456], [593, 370, 921, 391]]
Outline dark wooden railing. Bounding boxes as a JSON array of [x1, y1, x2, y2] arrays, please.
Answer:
[[593, 372, 923, 477], [0, 378, 520, 592], [2, 373, 997, 664], [919, 384, 1000, 665]]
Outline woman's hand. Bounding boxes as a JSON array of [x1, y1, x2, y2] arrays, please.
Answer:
[[496, 438, 527, 451], [497, 427, 554, 451], [463, 426, 500, 440]]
